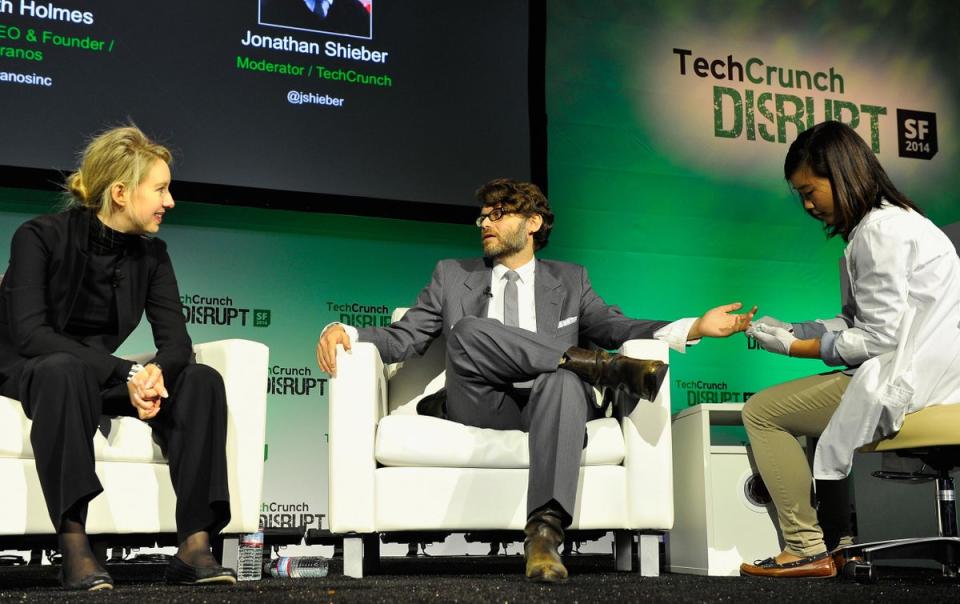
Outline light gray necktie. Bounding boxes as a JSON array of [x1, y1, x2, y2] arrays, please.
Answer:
[[503, 270, 520, 328]]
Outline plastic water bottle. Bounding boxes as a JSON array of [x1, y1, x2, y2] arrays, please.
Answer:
[[236, 526, 265, 581], [265, 556, 329, 578]]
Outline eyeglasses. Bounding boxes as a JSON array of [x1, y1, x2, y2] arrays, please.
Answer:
[[475, 207, 516, 227]]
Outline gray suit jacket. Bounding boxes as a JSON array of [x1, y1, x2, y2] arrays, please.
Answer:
[[359, 258, 669, 364]]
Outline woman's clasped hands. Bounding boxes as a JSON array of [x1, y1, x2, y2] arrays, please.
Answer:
[[127, 363, 169, 420]]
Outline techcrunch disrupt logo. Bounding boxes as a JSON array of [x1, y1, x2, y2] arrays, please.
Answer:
[[180, 294, 271, 327], [327, 301, 391, 328], [673, 48, 888, 152], [675, 379, 752, 406], [674, 48, 846, 94], [268, 365, 327, 396], [259, 501, 324, 530]]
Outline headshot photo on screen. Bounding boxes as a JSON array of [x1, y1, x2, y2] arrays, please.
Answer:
[[259, 0, 372, 39]]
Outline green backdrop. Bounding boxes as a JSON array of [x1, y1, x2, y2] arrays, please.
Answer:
[[0, 0, 957, 533]]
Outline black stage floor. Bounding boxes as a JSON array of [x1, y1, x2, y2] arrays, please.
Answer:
[[1, 554, 958, 603]]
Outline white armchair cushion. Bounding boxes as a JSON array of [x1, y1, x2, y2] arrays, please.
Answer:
[[375, 415, 625, 468], [0, 398, 165, 463], [0, 396, 37, 459]]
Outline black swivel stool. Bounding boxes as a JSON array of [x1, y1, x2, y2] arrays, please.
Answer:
[[835, 403, 960, 582]]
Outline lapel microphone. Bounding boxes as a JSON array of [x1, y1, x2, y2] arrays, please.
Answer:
[[482, 286, 493, 298]]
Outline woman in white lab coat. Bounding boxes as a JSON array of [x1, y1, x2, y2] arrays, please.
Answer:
[[739, 120, 960, 579]]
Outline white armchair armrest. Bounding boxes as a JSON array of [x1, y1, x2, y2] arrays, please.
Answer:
[[328, 343, 387, 534], [192, 339, 269, 534], [619, 339, 674, 529]]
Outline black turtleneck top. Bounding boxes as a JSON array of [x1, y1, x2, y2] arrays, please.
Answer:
[[63, 218, 140, 347]]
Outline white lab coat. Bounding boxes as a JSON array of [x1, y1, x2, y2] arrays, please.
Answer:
[[813, 203, 960, 479]]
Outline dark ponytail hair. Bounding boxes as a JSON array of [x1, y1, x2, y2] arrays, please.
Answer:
[[784, 121, 922, 240]]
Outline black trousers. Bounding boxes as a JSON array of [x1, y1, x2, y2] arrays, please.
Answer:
[[2, 352, 231, 542], [445, 317, 600, 525]]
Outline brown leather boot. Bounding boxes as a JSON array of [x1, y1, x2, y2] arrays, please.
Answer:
[[524, 508, 568, 583], [562, 347, 668, 402]]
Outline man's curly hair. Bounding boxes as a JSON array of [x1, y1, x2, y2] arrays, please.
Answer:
[[475, 178, 554, 251]]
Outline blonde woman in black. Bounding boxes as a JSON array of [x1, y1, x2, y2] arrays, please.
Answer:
[[0, 127, 236, 590]]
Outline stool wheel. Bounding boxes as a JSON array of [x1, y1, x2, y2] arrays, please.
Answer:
[[847, 561, 876, 584]]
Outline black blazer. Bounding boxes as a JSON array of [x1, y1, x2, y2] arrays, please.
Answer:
[[0, 208, 192, 387]]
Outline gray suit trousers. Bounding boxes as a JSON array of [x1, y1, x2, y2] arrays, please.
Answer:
[[445, 316, 597, 524]]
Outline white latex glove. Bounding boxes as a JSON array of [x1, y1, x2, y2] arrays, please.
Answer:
[[746, 323, 797, 356], [751, 316, 794, 333]]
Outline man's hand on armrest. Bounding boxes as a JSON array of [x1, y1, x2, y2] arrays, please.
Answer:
[[317, 323, 353, 377]]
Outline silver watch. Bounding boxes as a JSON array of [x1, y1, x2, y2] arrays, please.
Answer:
[[127, 363, 146, 383]]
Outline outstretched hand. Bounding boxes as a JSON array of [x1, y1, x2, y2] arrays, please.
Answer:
[[689, 302, 757, 339]]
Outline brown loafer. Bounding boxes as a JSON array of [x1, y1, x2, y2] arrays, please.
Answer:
[[740, 551, 836, 578], [524, 509, 568, 583]]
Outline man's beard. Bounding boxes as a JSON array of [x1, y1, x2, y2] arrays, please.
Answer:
[[482, 219, 528, 259]]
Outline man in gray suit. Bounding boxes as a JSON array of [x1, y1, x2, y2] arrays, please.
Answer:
[[317, 178, 754, 582]]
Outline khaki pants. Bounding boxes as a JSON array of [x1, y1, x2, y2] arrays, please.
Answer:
[[742, 372, 855, 557]]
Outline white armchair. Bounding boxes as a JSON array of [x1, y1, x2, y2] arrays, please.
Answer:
[[328, 312, 674, 578], [0, 339, 269, 564]]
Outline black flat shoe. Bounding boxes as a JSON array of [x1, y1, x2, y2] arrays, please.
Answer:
[[164, 556, 237, 586], [59, 568, 114, 591]]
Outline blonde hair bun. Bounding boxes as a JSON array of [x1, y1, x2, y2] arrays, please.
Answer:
[[66, 170, 88, 203]]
